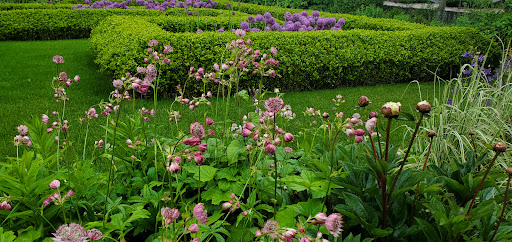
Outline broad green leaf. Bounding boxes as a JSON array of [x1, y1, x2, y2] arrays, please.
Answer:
[[226, 140, 244, 166], [370, 227, 393, 238]]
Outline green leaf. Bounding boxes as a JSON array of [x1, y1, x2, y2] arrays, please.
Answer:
[[370, 227, 393, 238], [226, 140, 244, 166], [0, 227, 16, 242], [415, 217, 441, 242]]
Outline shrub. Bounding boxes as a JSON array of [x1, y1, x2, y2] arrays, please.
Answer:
[[91, 15, 495, 95], [0, 3, 75, 10], [0, 8, 249, 40]]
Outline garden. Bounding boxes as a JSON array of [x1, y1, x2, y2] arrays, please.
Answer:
[[1, 0, 512, 241]]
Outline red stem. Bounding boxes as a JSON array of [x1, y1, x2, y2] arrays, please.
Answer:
[[467, 152, 500, 216], [488, 175, 510, 242]]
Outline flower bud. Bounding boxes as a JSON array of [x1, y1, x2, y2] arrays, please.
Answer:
[[265, 144, 276, 156], [284, 133, 294, 142], [427, 130, 436, 138], [416, 100, 431, 113], [188, 223, 199, 233], [322, 112, 329, 119], [369, 111, 378, 118], [222, 202, 232, 210], [506, 167, 512, 175], [49, 179, 60, 189], [381, 102, 401, 118], [493, 142, 507, 153], [358, 96, 370, 107]]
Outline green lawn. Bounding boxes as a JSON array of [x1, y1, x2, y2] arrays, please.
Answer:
[[0, 38, 441, 159]]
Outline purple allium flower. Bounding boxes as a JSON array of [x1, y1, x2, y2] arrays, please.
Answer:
[[255, 14, 264, 22], [337, 18, 345, 26], [84, 0, 91, 4], [240, 21, 250, 31], [226, 2, 232, 7], [218, 28, 225, 32], [248, 16, 255, 24], [52, 55, 64, 64], [232, 11, 235, 15], [193, 203, 209, 224], [197, 29, 203, 33]]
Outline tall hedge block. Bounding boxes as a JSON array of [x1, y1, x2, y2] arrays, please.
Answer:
[[91, 15, 493, 94]]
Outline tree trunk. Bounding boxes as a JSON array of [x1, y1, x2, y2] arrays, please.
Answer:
[[438, 0, 447, 22]]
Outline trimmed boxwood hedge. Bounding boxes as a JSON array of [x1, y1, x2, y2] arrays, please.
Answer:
[[91, 15, 494, 94], [0, 1, 427, 41], [0, 8, 251, 40]]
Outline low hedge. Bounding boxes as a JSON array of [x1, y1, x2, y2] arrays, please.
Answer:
[[0, 8, 248, 40], [0, 3, 75, 10], [91, 15, 494, 95]]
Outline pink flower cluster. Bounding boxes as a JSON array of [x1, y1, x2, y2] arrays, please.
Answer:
[[139, 107, 155, 122], [161, 207, 180, 226], [43, 179, 74, 207], [0, 201, 12, 211], [51, 56, 80, 103], [52, 223, 103, 241], [193, 203, 209, 224], [255, 213, 342, 241], [13, 125, 32, 147]]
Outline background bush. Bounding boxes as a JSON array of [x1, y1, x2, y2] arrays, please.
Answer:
[[91, 15, 495, 95]]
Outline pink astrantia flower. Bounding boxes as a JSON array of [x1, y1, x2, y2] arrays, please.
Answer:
[[271, 46, 278, 56], [188, 223, 199, 233], [17, 125, 28, 136], [52, 55, 64, 64], [325, 213, 343, 237], [84, 228, 103, 240], [283, 133, 294, 142], [52, 223, 87, 242], [265, 97, 284, 113], [148, 39, 159, 46], [265, 144, 276, 156], [235, 29, 246, 38], [166, 162, 181, 174], [314, 212, 327, 225], [193, 203, 209, 224], [261, 220, 279, 239], [205, 117, 215, 126], [49, 179, 60, 189], [42, 114, 49, 124], [190, 122, 206, 140], [161, 207, 180, 226]]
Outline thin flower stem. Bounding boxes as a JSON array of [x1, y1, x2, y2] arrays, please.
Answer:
[[198, 165, 201, 203], [104, 106, 121, 228], [387, 113, 424, 206], [488, 174, 511, 242], [422, 136, 433, 171], [467, 152, 500, 216], [273, 153, 278, 218], [154, 80, 159, 182], [384, 118, 392, 162], [369, 133, 378, 160], [82, 121, 90, 160]]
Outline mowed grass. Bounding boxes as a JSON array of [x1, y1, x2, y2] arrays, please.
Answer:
[[0, 38, 441, 159]]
